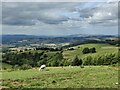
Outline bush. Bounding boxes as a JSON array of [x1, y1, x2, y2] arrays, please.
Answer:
[[3, 68, 7, 70], [20, 64, 32, 70], [84, 56, 93, 65], [80, 65, 84, 68], [48, 52, 64, 66], [82, 47, 90, 54], [12, 65, 19, 70], [89, 47, 96, 53], [71, 55, 82, 66], [112, 64, 118, 67], [82, 47, 96, 54]]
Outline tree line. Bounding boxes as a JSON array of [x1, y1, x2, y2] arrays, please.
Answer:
[[83, 53, 118, 65], [2, 51, 118, 70], [2, 51, 64, 67]]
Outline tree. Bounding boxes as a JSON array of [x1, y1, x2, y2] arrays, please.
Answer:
[[84, 56, 93, 65], [82, 47, 90, 54], [90, 47, 96, 53], [47, 52, 64, 66], [71, 55, 82, 66]]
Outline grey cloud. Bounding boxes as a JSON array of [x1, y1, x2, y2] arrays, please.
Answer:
[[2, 2, 81, 25], [118, 2, 120, 18], [2, 2, 118, 27], [81, 2, 118, 26]]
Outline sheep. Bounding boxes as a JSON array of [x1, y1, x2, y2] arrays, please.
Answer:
[[39, 65, 46, 71]]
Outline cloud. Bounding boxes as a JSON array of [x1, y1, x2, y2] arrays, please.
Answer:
[[2, 2, 81, 25], [2, 2, 118, 26], [78, 2, 118, 26], [2, 2, 118, 35]]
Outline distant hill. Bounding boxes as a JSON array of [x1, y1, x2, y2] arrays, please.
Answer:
[[1, 34, 118, 46]]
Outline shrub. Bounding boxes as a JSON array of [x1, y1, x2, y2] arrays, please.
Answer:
[[12, 65, 19, 70], [80, 65, 84, 68], [3, 68, 7, 70], [82, 47, 96, 54], [43, 54, 48, 58], [89, 47, 96, 53], [71, 55, 82, 66], [84, 56, 93, 65], [20, 64, 32, 70], [82, 47, 90, 54]]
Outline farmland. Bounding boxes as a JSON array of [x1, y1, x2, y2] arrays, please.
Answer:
[[1, 1, 119, 89], [2, 43, 119, 67], [1, 66, 119, 88], [63, 43, 118, 60], [1, 43, 119, 88]]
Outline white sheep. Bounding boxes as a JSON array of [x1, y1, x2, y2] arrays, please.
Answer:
[[39, 65, 46, 71]]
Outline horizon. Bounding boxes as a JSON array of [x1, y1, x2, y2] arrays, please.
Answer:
[[1, 33, 118, 36]]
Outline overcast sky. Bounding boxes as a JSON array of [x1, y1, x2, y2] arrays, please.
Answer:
[[2, 0, 118, 36]]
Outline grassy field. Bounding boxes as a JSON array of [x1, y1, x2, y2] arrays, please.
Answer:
[[63, 43, 118, 60], [1, 43, 119, 88], [1, 66, 119, 88]]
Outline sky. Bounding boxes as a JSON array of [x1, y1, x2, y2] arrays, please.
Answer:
[[1, 0, 119, 36]]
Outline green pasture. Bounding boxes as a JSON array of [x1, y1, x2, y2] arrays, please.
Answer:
[[1, 66, 118, 88], [1, 43, 119, 88], [63, 44, 118, 60]]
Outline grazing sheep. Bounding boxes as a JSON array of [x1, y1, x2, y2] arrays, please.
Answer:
[[39, 65, 46, 71]]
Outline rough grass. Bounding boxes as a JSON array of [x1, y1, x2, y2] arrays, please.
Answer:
[[1, 66, 119, 88], [2, 63, 12, 69]]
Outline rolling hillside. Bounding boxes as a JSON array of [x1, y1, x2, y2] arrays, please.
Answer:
[[2, 43, 118, 69], [63, 43, 118, 61]]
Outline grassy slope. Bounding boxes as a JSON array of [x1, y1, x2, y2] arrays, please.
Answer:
[[1, 44, 119, 88], [2, 63, 12, 69], [2, 43, 118, 68], [1, 66, 118, 88], [63, 43, 118, 61]]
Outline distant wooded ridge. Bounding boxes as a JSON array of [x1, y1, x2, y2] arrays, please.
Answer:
[[1, 34, 118, 45]]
